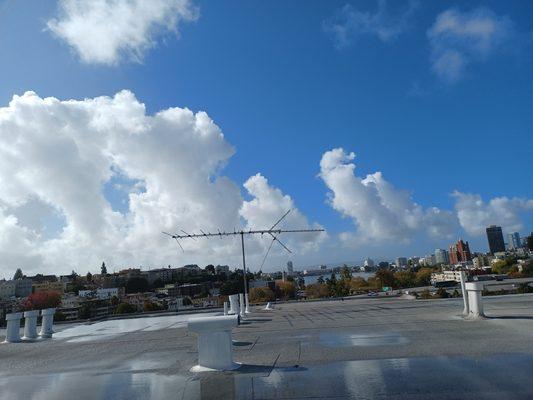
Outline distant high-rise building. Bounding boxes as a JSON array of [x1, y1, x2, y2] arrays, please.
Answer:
[[287, 261, 294, 276], [434, 249, 449, 265], [486, 225, 505, 254], [507, 232, 521, 250], [363, 258, 374, 268], [396, 257, 407, 268], [449, 240, 472, 264]]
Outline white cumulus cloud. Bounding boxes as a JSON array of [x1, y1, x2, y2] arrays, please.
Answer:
[[324, 0, 418, 47], [0, 90, 320, 275], [427, 7, 513, 82], [453, 191, 533, 236], [319, 148, 457, 245], [47, 0, 198, 65]]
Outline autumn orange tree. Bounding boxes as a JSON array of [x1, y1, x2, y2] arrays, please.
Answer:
[[23, 291, 61, 311]]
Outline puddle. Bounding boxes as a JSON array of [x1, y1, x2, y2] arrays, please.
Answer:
[[0, 354, 532, 399], [310, 331, 408, 347], [53, 312, 219, 343]]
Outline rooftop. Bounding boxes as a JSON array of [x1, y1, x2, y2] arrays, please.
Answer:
[[1, 295, 533, 399]]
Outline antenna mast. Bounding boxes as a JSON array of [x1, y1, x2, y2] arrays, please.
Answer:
[[162, 209, 324, 298]]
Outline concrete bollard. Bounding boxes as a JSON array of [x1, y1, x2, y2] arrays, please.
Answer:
[[245, 294, 251, 314], [264, 302, 274, 311], [39, 308, 56, 338], [239, 293, 245, 318], [188, 315, 240, 372], [223, 302, 229, 316], [228, 294, 239, 315], [459, 271, 469, 316], [22, 310, 40, 341], [465, 282, 485, 319], [4, 312, 23, 343]]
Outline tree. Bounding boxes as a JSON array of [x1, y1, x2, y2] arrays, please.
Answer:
[[415, 268, 433, 286], [115, 303, 136, 314], [317, 275, 325, 284], [23, 291, 61, 311], [125, 277, 149, 294], [375, 269, 395, 288], [249, 287, 275, 303], [13, 268, 23, 280], [394, 270, 416, 288], [151, 278, 164, 289], [276, 281, 296, 300], [306, 283, 329, 299], [101, 262, 107, 275], [341, 265, 352, 280], [86, 272, 93, 283], [205, 265, 215, 275]]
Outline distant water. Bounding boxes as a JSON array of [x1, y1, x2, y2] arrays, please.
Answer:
[[303, 271, 374, 286]]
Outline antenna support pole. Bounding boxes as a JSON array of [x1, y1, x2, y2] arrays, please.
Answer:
[[241, 231, 248, 298]]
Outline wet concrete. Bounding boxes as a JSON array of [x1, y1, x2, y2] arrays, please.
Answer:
[[1, 294, 533, 399]]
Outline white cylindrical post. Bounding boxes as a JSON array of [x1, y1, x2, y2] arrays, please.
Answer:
[[39, 308, 56, 338], [22, 310, 40, 341], [245, 293, 250, 314], [459, 271, 469, 316], [223, 302, 228, 316], [4, 312, 23, 343], [228, 294, 239, 315], [188, 315, 240, 371], [465, 282, 485, 319], [239, 293, 245, 318]]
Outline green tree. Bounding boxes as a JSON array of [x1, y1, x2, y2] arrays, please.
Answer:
[[375, 269, 395, 288], [101, 262, 107, 275], [13, 268, 23, 280], [86, 272, 93, 283], [341, 265, 352, 280], [205, 265, 215, 275], [415, 268, 433, 286], [115, 303, 136, 314], [394, 270, 416, 288], [125, 277, 149, 294], [317, 275, 325, 284]]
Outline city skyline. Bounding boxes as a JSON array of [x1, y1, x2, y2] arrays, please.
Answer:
[[0, 1, 532, 275]]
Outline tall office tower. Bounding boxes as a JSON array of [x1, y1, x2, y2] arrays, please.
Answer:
[[449, 240, 472, 264], [396, 257, 407, 268], [507, 232, 521, 250], [287, 261, 294, 276], [486, 225, 505, 254], [434, 248, 449, 264]]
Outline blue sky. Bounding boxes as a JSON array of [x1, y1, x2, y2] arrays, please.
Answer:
[[0, 0, 531, 274]]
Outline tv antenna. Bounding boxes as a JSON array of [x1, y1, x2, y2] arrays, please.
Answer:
[[162, 209, 324, 298]]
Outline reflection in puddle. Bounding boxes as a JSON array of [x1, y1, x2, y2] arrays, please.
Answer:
[[318, 331, 409, 347], [53, 312, 219, 343], [1, 354, 532, 399]]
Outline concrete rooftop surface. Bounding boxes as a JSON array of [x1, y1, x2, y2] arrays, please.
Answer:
[[1, 295, 533, 399]]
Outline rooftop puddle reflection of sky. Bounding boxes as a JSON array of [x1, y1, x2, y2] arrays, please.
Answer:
[[52, 312, 219, 343], [1, 354, 532, 399]]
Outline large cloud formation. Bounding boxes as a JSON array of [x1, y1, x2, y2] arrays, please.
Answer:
[[0, 91, 320, 275], [319, 148, 531, 247], [319, 148, 457, 245], [47, 0, 198, 65], [427, 7, 513, 83]]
